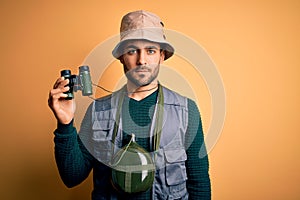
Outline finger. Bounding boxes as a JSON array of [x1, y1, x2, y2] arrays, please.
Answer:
[[50, 86, 70, 96], [48, 92, 68, 107], [49, 91, 69, 105], [49, 93, 68, 107], [54, 78, 68, 89], [52, 93, 68, 100], [53, 77, 63, 89], [53, 77, 69, 89]]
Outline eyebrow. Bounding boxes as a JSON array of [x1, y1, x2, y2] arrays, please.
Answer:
[[124, 45, 159, 50]]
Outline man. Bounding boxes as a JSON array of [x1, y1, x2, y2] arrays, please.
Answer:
[[48, 10, 211, 199]]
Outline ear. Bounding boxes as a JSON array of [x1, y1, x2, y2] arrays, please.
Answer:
[[119, 56, 125, 64], [160, 50, 165, 63]]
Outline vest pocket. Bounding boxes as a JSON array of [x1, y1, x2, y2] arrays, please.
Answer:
[[164, 148, 188, 186], [91, 120, 114, 163]]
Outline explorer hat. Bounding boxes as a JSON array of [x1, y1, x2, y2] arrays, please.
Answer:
[[112, 10, 175, 60]]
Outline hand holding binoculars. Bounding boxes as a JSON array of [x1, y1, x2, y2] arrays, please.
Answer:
[[60, 66, 93, 100]]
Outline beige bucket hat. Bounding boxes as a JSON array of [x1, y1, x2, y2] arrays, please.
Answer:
[[112, 10, 175, 60]]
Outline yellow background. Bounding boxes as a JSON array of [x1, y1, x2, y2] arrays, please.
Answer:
[[0, 0, 299, 199]]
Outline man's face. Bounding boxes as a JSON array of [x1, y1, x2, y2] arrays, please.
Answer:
[[120, 40, 165, 87]]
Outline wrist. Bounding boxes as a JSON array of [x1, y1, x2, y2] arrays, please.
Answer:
[[57, 119, 74, 133]]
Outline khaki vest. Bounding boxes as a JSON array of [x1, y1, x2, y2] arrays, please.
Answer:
[[80, 86, 189, 199]]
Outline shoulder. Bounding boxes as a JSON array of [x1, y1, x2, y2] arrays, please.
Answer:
[[161, 86, 200, 114], [93, 94, 113, 112], [162, 86, 187, 107], [93, 87, 125, 112], [162, 86, 198, 109], [187, 98, 198, 111]]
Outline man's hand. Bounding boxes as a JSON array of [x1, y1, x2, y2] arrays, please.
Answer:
[[48, 77, 75, 124]]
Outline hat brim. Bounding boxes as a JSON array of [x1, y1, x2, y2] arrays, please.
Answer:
[[112, 39, 174, 60], [112, 28, 174, 60]]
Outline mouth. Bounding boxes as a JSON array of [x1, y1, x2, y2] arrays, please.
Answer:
[[135, 70, 149, 73], [134, 66, 151, 73]]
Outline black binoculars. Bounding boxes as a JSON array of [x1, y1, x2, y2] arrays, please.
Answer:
[[60, 66, 93, 100]]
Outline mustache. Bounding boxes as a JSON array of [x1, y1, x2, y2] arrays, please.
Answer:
[[123, 63, 158, 74], [132, 65, 151, 72]]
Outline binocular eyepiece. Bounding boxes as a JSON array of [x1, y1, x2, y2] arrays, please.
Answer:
[[60, 66, 93, 100]]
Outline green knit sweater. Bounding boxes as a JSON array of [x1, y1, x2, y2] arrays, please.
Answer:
[[54, 90, 211, 199]]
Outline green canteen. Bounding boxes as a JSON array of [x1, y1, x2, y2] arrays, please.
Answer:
[[111, 134, 155, 193]]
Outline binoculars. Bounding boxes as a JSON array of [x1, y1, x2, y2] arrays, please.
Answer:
[[60, 66, 93, 100]]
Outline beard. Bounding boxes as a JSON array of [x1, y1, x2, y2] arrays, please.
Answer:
[[124, 63, 160, 87]]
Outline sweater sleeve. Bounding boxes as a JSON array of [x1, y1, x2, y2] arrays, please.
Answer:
[[185, 99, 211, 199], [54, 108, 95, 188]]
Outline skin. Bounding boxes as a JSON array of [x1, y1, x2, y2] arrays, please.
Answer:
[[48, 77, 75, 124], [120, 40, 165, 100], [48, 40, 165, 124]]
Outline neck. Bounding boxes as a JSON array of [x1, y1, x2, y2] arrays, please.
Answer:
[[126, 81, 159, 101]]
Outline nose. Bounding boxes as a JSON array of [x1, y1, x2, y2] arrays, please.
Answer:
[[137, 50, 147, 66]]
